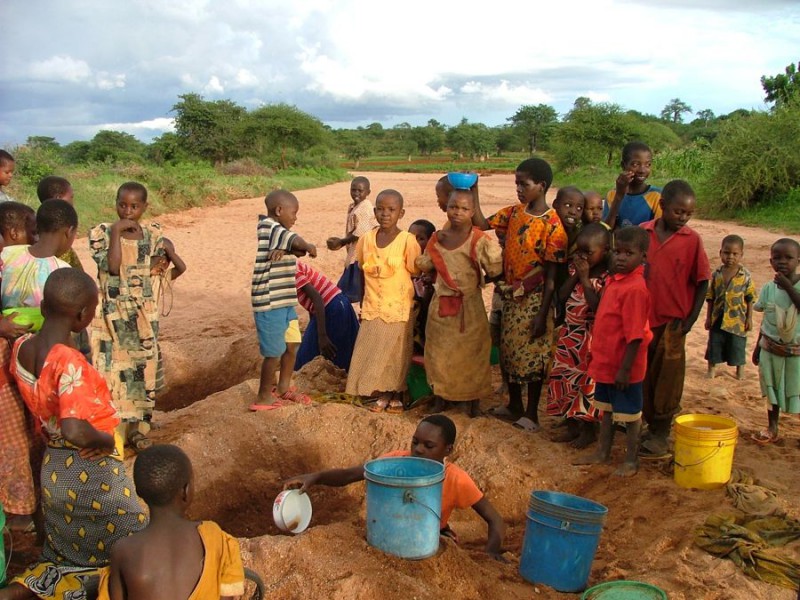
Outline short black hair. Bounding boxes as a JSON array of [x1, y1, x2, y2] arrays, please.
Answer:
[[265, 189, 298, 214], [43, 269, 97, 317], [554, 186, 585, 205], [376, 189, 403, 208], [133, 444, 193, 507], [351, 176, 370, 189], [37, 176, 72, 203], [614, 225, 650, 252], [621, 141, 652, 167], [0, 150, 14, 165], [37, 199, 77, 233], [662, 179, 695, 205], [116, 181, 148, 203], [0, 201, 35, 234], [420, 414, 457, 445], [577, 222, 611, 246], [721, 234, 744, 250], [410, 219, 436, 239], [516, 158, 554, 192], [772, 237, 800, 255]]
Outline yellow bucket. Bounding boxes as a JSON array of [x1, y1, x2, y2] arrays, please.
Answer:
[[673, 414, 738, 490]]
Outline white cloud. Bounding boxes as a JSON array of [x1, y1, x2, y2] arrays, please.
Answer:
[[29, 55, 91, 83], [96, 72, 126, 90], [584, 91, 613, 103], [203, 75, 225, 94], [234, 68, 258, 88], [98, 117, 176, 133], [460, 81, 552, 106]]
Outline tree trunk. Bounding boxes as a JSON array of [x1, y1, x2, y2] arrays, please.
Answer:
[[355, 159, 360, 168]]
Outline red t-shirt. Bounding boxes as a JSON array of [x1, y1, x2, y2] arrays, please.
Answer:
[[381, 450, 483, 529], [588, 266, 652, 384], [295, 261, 340, 313], [640, 221, 711, 328]]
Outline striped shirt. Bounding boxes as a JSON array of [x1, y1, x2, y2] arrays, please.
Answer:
[[295, 262, 341, 312], [251, 215, 298, 312]]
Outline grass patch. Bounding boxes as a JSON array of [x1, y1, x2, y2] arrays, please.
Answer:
[[8, 162, 348, 235], [699, 188, 800, 234]]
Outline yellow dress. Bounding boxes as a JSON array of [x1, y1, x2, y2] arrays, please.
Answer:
[[416, 231, 503, 401]]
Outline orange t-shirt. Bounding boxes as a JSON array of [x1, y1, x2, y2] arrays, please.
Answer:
[[381, 450, 483, 529]]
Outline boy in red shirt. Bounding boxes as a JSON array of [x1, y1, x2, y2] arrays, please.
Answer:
[[639, 180, 710, 457], [575, 226, 652, 476]]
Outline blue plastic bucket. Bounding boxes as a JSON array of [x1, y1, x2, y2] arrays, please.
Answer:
[[364, 457, 445, 559], [520, 490, 608, 593]]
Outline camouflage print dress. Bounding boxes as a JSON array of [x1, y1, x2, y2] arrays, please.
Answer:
[[89, 222, 164, 424]]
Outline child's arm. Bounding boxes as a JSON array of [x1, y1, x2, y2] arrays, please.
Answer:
[[532, 262, 558, 338], [704, 300, 714, 331], [471, 497, 506, 562], [775, 273, 800, 310], [283, 465, 365, 493], [680, 280, 709, 335], [615, 339, 643, 390], [291, 235, 317, 258], [107, 219, 141, 276], [574, 255, 603, 312], [0, 314, 33, 339], [603, 172, 634, 229], [752, 332, 762, 366], [61, 418, 115, 460], [471, 194, 491, 231], [106, 543, 128, 600], [301, 283, 337, 360], [745, 299, 753, 332], [163, 238, 186, 280]]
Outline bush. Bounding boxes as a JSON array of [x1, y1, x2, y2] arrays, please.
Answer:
[[707, 103, 800, 209], [217, 158, 274, 177], [11, 145, 64, 187], [655, 144, 712, 181]]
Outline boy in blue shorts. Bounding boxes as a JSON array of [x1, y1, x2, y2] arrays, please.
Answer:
[[574, 226, 652, 476], [251, 189, 317, 410]]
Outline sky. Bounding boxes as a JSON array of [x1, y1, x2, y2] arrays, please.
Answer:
[[1, 0, 797, 145]]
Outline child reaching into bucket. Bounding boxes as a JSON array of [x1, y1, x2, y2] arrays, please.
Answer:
[[345, 189, 420, 413], [283, 414, 506, 560], [574, 226, 652, 476], [98, 444, 245, 600], [415, 190, 503, 416], [751, 237, 800, 444]]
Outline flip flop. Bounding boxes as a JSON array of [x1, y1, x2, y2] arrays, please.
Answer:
[[249, 398, 290, 411], [750, 430, 782, 445], [488, 405, 521, 421], [386, 400, 405, 414], [279, 389, 312, 405], [369, 397, 389, 413], [512, 417, 540, 432]]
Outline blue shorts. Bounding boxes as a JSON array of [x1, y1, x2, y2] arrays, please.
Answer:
[[254, 306, 298, 358], [593, 382, 643, 422]]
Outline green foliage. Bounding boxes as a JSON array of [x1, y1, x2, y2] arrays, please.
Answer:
[[554, 100, 632, 167], [12, 144, 65, 187], [446, 118, 496, 160], [761, 61, 800, 106], [507, 104, 558, 154], [85, 130, 147, 163], [655, 144, 712, 180], [172, 93, 248, 164], [337, 130, 370, 166], [410, 121, 446, 156], [660, 98, 693, 123], [245, 104, 330, 169], [706, 103, 800, 209]]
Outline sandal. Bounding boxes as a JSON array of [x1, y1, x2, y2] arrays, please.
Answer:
[[279, 389, 312, 405], [386, 399, 404, 414], [370, 397, 389, 413], [128, 432, 153, 451], [512, 417, 540, 433], [488, 405, 521, 421], [250, 397, 290, 411], [750, 430, 782, 445]]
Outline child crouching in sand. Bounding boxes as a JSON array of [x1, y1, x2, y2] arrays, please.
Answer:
[[346, 190, 421, 413], [416, 189, 503, 416], [98, 444, 245, 599], [751, 238, 800, 444], [284, 414, 506, 560], [574, 226, 652, 476]]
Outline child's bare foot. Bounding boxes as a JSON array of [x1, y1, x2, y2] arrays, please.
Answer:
[[552, 429, 579, 443], [706, 364, 716, 379], [369, 396, 390, 413], [468, 400, 481, 418], [614, 461, 639, 477], [570, 427, 597, 450], [736, 365, 745, 380], [572, 452, 611, 466]]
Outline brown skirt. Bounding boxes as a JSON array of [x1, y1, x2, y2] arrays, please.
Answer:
[[501, 291, 554, 383], [346, 318, 413, 396]]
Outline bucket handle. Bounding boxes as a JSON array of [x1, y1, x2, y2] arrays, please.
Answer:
[[673, 441, 723, 468], [403, 490, 442, 522]]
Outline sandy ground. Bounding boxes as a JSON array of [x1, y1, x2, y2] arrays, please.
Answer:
[[8, 172, 800, 598]]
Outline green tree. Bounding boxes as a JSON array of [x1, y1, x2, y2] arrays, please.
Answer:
[[695, 109, 715, 123], [86, 130, 146, 162], [761, 61, 800, 106], [660, 98, 693, 123], [338, 130, 370, 167], [244, 103, 328, 169], [507, 104, 558, 154], [148, 132, 187, 165], [172, 93, 248, 165], [410, 121, 446, 156], [556, 101, 632, 166], [62, 141, 92, 164], [446, 118, 496, 160], [26, 136, 61, 152]]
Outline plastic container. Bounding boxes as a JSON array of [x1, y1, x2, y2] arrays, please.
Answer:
[[520, 490, 608, 593], [272, 490, 312, 534], [364, 457, 444, 559], [673, 414, 738, 490], [446, 172, 478, 190], [582, 580, 667, 599]]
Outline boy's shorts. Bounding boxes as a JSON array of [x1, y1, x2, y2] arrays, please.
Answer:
[[705, 325, 747, 366], [254, 307, 299, 358], [593, 382, 643, 422]]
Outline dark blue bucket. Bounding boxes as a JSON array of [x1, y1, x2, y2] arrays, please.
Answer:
[[520, 490, 608, 592], [364, 457, 444, 559]]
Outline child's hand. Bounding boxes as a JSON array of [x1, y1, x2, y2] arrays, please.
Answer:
[[745, 316, 753, 332], [268, 249, 287, 261], [531, 313, 547, 339], [614, 366, 631, 390], [283, 473, 318, 494], [0, 314, 33, 339], [704, 314, 712, 331], [319, 334, 337, 361], [306, 243, 318, 258], [111, 219, 141, 234], [574, 255, 589, 280], [752, 346, 761, 366], [775, 272, 793, 291], [78, 447, 114, 461], [327, 237, 343, 251], [616, 171, 634, 195]]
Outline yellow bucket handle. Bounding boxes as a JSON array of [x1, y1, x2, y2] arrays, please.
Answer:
[[673, 441, 723, 469]]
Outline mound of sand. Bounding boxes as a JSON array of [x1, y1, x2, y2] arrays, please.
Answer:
[[294, 356, 348, 395]]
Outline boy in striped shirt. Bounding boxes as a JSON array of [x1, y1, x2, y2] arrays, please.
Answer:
[[251, 190, 317, 410]]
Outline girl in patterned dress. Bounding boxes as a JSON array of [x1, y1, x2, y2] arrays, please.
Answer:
[[472, 158, 568, 432], [89, 182, 168, 451], [546, 224, 611, 448]]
